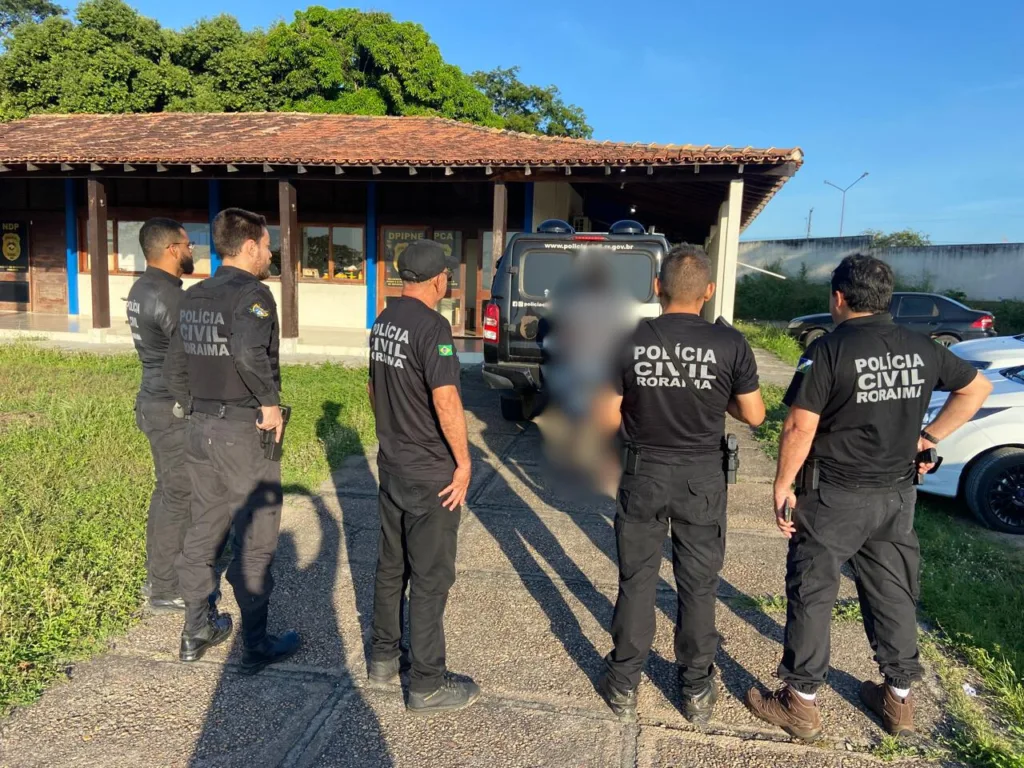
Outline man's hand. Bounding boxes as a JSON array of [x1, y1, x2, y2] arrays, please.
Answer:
[[258, 405, 284, 444], [774, 484, 797, 539], [916, 435, 937, 475], [439, 464, 471, 511]]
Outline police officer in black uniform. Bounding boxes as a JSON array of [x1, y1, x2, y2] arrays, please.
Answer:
[[746, 253, 990, 740], [596, 244, 766, 722], [165, 207, 299, 672], [365, 239, 481, 715], [127, 218, 194, 613]]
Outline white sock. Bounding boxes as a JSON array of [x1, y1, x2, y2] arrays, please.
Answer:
[[792, 688, 816, 701], [889, 685, 910, 699]]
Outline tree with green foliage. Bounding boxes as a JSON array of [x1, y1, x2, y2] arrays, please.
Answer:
[[470, 65, 592, 138], [863, 228, 932, 248], [0, 0, 63, 37], [0, 0, 584, 134]]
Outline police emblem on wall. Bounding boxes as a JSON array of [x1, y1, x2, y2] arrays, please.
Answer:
[[1, 222, 29, 273]]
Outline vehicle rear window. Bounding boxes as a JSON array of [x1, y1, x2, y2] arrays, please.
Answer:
[[897, 296, 939, 318], [607, 251, 656, 302], [521, 251, 574, 298], [519, 248, 657, 301]]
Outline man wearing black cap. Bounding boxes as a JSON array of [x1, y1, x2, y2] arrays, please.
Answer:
[[366, 238, 480, 715]]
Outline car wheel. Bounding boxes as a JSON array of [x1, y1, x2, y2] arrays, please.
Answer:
[[932, 333, 959, 348], [964, 447, 1024, 535], [802, 328, 826, 347]]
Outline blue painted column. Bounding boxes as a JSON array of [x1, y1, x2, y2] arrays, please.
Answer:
[[523, 181, 534, 233], [365, 182, 378, 329], [208, 179, 221, 273], [64, 179, 79, 315]]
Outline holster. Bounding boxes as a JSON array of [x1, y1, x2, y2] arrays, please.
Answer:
[[796, 459, 820, 494], [622, 443, 642, 475], [723, 434, 739, 485]]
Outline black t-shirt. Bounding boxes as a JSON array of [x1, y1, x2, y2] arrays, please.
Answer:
[[370, 297, 462, 481], [783, 313, 977, 489], [616, 313, 760, 460]]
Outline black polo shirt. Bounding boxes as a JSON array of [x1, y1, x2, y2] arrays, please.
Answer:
[[616, 313, 760, 461], [784, 313, 977, 489]]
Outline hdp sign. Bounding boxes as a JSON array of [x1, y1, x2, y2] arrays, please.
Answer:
[[1, 222, 28, 274]]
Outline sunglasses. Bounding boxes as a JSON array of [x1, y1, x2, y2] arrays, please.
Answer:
[[169, 242, 196, 253]]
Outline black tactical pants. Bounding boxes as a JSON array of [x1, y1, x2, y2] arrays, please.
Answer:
[[780, 482, 922, 693], [371, 469, 460, 695], [176, 411, 282, 647], [135, 397, 191, 599], [606, 461, 727, 695]]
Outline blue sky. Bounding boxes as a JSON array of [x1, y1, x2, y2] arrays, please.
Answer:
[[130, 0, 1024, 243]]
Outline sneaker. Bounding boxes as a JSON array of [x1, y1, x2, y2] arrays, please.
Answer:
[[860, 681, 915, 736], [598, 672, 637, 719], [179, 612, 233, 662], [744, 685, 823, 742], [239, 631, 301, 676], [682, 681, 719, 725], [407, 674, 481, 716]]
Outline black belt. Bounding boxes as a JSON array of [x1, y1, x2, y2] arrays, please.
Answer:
[[191, 401, 259, 422]]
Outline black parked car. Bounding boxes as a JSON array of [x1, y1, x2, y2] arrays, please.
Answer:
[[787, 292, 997, 348]]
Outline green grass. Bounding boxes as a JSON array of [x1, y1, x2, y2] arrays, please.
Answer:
[[0, 343, 374, 712], [740, 323, 1024, 765], [735, 320, 803, 367], [726, 593, 863, 623]]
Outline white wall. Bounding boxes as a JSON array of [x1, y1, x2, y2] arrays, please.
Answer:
[[532, 182, 581, 226], [77, 273, 366, 330], [739, 237, 1024, 301]]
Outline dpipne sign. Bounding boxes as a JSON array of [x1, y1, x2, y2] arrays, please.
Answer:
[[1, 222, 29, 273]]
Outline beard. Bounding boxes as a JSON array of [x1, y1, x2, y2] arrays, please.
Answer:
[[180, 255, 195, 275], [256, 263, 271, 281]]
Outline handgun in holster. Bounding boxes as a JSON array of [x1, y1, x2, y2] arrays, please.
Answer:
[[258, 405, 292, 462], [622, 444, 642, 475], [797, 459, 820, 494], [913, 447, 938, 486], [723, 434, 739, 484]]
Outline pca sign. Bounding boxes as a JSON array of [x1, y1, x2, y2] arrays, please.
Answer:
[[1, 222, 29, 274]]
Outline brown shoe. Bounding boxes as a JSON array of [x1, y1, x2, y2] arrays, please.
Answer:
[[860, 681, 915, 736], [745, 685, 823, 742]]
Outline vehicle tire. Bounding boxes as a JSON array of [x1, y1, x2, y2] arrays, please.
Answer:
[[801, 328, 826, 348], [964, 447, 1024, 535], [932, 333, 959, 348]]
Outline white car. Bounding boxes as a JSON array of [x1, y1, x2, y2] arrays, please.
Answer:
[[919, 364, 1024, 534], [950, 333, 1024, 371]]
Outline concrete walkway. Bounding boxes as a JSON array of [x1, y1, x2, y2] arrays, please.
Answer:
[[0, 355, 957, 767]]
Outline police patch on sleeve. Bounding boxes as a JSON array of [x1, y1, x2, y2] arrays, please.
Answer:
[[249, 302, 270, 319], [437, 344, 454, 357], [797, 357, 813, 373]]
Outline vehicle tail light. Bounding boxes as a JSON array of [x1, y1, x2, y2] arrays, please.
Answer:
[[573, 235, 607, 241], [971, 315, 994, 330], [483, 301, 500, 343]]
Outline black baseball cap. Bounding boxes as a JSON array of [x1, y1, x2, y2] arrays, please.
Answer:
[[398, 239, 459, 283]]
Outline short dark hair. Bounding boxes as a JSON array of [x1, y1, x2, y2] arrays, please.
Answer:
[[659, 244, 712, 303], [830, 253, 894, 313], [213, 208, 267, 258], [139, 217, 184, 261]]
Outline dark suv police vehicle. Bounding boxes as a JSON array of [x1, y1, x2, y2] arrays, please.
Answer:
[[481, 219, 670, 421]]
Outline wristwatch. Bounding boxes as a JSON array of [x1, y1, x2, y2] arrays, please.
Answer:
[[920, 429, 939, 444]]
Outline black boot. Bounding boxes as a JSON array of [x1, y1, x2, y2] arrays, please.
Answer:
[[681, 681, 719, 725], [598, 673, 637, 719], [180, 609, 233, 662], [239, 631, 301, 676]]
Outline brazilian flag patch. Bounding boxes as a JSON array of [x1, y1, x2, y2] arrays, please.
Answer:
[[437, 344, 454, 357]]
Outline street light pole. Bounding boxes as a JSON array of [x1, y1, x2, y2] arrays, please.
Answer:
[[824, 172, 869, 236]]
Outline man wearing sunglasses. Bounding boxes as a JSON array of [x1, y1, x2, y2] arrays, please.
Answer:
[[126, 218, 196, 614]]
